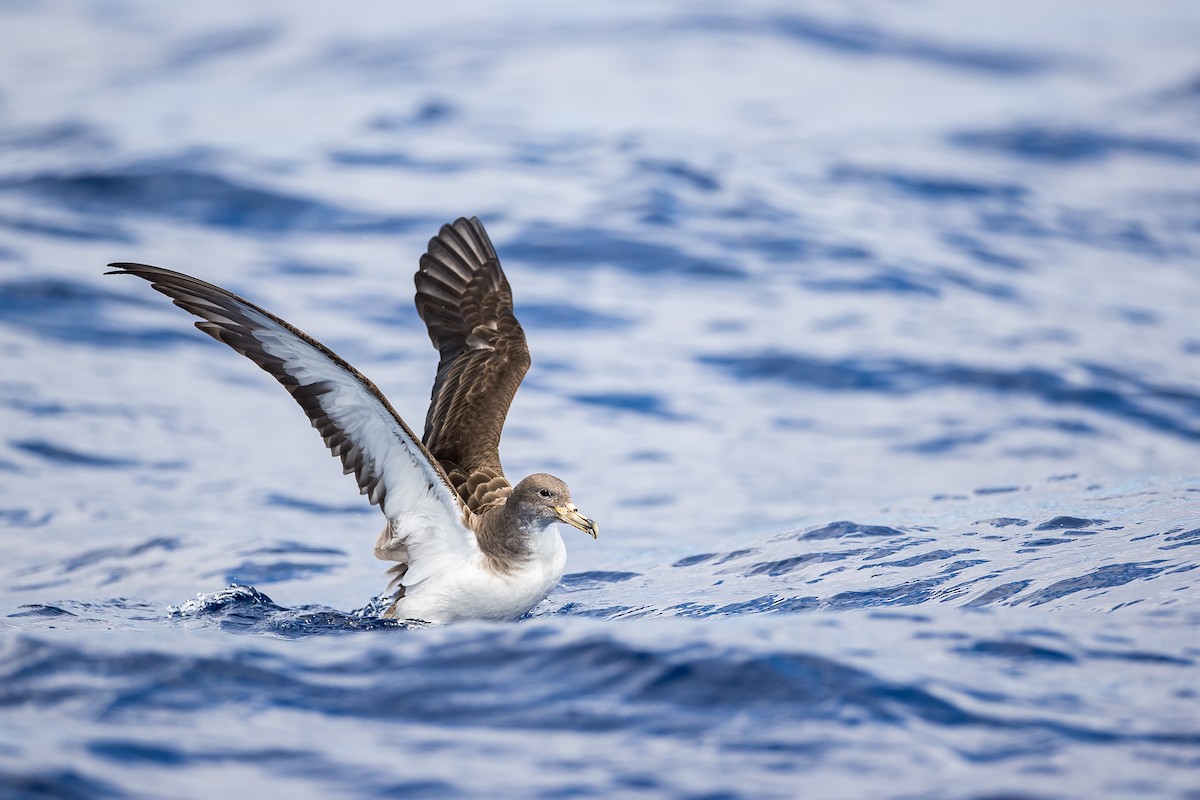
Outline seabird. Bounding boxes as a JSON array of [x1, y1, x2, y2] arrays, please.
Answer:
[[107, 216, 597, 624]]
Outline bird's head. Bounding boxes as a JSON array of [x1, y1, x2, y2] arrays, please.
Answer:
[[509, 473, 598, 539]]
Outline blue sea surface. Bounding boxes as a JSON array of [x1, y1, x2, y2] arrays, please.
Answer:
[[2, 2, 1200, 798]]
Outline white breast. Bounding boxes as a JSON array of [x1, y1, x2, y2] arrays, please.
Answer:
[[391, 522, 567, 624]]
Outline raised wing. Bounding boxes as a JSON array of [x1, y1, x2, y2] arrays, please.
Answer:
[[414, 217, 531, 512], [106, 263, 475, 559]]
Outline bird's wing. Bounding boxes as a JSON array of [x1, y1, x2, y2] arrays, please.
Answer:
[[107, 263, 480, 572], [414, 217, 531, 513]]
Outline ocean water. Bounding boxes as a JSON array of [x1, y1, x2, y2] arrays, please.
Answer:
[[2, 1, 1200, 797]]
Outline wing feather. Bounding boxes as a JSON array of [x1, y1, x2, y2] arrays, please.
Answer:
[[414, 217, 531, 512], [106, 263, 476, 564]]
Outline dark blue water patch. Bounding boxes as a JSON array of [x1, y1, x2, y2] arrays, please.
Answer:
[[718, 594, 822, 617], [505, 224, 742, 279], [7, 604, 77, 618], [975, 486, 1020, 496], [571, 392, 683, 420], [714, 549, 757, 566], [0, 277, 193, 348], [621, 494, 672, 508], [799, 520, 906, 540], [861, 540, 937, 562], [0, 119, 112, 150], [659, 601, 717, 617], [802, 268, 940, 297], [698, 351, 1200, 441], [957, 639, 1076, 663], [558, 571, 641, 590], [980, 207, 1180, 259], [9, 439, 141, 469], [824, 243, 873, 261], [829, 164, 1027, 202], [1083, 648, 1194, 667], [898, 430, 990, 454], [0, 166, 427, 235], [85, 739, 453, 798], [715, 231, 875, 264], [632, 186, 685, 227], [8, 387, 91, 420], [635, 158, 720, 192], [163, 24, 280, 71], [925, 417, 1087, 457], [515, 302, 634, 331], [265, 493, 367, 516], [552, 602, 636, 619], [977, 208, 1053, 239], [627, 449, 671, 463], [1035, 516, 1105, 531], [367, 100, 457, 130], [962, 580, 1032, 608], [0, 508, 52, 528], [1016, 417, 1099, 437], [632, 648, 961, 728], [804, 263, 1022, 302], [89, 738, 300, 767], [733, 232, 817, 261], [1022, 562, 1167, 606], [319, 38, 431, 79], [272, 259, 354, 277], [1115, 307, 1160, 326], [0, 767, 124, 800], [1017, 537, 1073, 550], [1058, 209, 1175, 259], [935, 267, 1021, 301], [225, 561, 337, 585], [942, 233, 1027, 271], [978, 518, 1029, 528], [747, 549, 865, 577], [10, 550, 185, 596], [326, 150, 467, 172], [242, 542, 346, 557], [60, 538, 183, 575], [1161, 528, 1200, 550], [864, 548, 978, 569], [0, 393, 164, 421], [88, 740, 191, 766], [686, 13, 1059, 76], [714, 195, 801, 224], [1151, 71, 1200, 107], [951, 126, 1200, 163], [0, 213, 135, 243], [824, 577, 954, 610], [342, 297, 423, 331]]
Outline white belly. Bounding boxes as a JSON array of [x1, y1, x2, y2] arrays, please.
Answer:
[[391, 523, 567, 624]]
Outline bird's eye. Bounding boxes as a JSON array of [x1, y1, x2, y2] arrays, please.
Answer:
[[538, 488, 553, 498]]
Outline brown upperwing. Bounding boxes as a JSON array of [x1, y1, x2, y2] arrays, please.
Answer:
[[413, 217, 532, 514]]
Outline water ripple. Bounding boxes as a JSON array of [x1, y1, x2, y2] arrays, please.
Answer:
[[0, 166, 426, 234]]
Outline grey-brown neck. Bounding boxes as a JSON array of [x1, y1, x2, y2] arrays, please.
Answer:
[[474, 502, 536, 573], [472, 473, 594, 573]]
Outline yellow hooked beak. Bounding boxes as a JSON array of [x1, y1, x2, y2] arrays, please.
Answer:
[[554, 503, 599, 539]]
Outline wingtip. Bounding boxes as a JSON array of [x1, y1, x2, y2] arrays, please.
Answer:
[[105, 262, 149, 275]]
